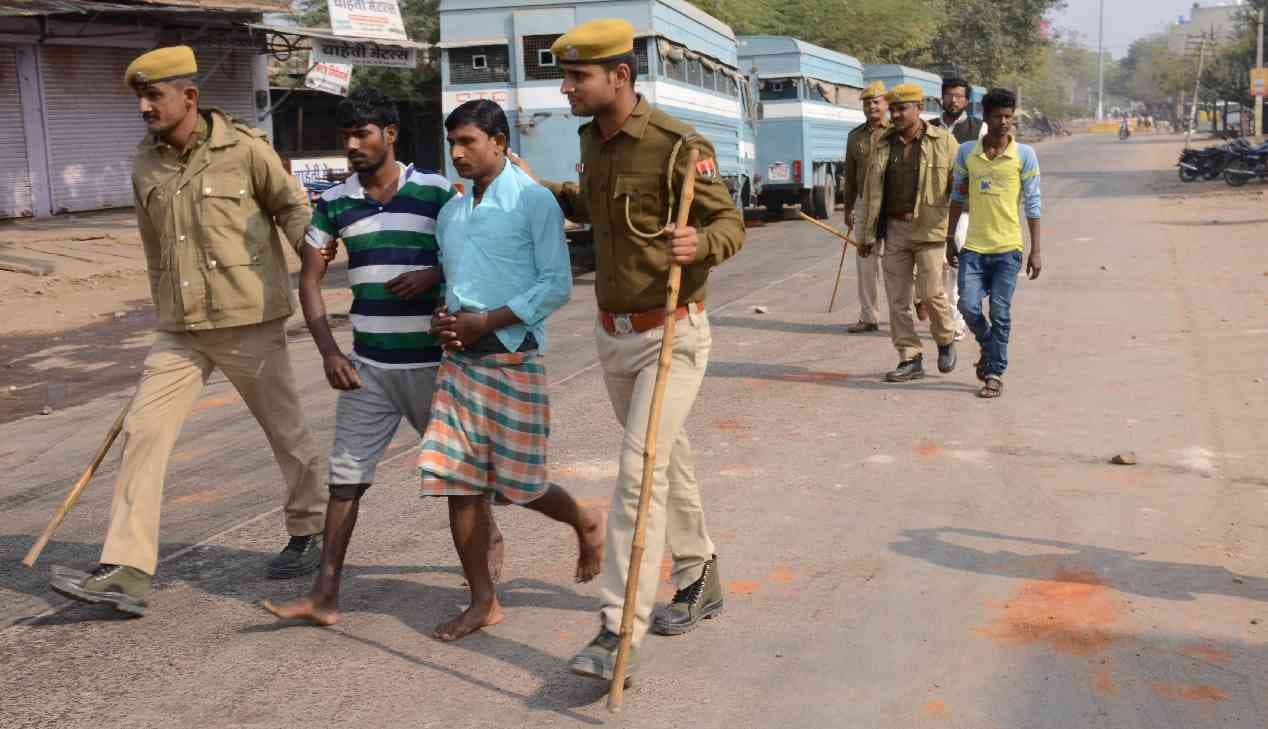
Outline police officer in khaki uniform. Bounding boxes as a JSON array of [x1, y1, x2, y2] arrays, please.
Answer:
[[511, 19, 744, 681], [50, 47, 327, 616], [859, 83, 959, 383], [841, 80, 889, 333]]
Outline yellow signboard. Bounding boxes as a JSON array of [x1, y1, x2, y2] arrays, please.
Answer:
[[1251, 68, 1268, 96]]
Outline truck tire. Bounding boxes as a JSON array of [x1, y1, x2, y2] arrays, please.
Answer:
[[812, 183, 829, 220]]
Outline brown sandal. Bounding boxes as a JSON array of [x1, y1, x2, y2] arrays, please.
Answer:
[[978, 375, 1002, 398]]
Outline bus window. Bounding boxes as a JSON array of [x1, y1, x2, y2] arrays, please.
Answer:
[[450, 45, 510, 84], [759, 77, 800, 101]]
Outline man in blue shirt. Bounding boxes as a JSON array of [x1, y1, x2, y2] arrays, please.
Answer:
[[420, 100, 605, 641]]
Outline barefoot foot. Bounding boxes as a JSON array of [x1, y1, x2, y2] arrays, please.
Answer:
[[262, 596, 338, 626], [575, 508, 606, 583], [433, 600, 503, 641]]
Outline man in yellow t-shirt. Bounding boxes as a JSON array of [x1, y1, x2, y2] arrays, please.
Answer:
[[946, 88, 1042, 399]]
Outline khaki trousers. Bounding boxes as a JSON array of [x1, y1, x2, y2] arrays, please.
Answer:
[[595, 305, 715, 646], [882, 218, 957, 361], [100, 318, 326, 575], [853, 196, 883, 325]]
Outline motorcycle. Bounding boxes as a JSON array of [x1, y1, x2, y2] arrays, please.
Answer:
[[1222, 142, 1268, 186], [1177, 144, 1232, 182]]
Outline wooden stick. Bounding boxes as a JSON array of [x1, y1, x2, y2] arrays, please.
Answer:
[[797, 211, 858, 247], [22, 399, 131, 567], [826, 223, 854, 314], [608, 148, 700, 712]]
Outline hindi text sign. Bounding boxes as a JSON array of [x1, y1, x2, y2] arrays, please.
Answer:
[[311, 38, 417, 68], [306, 62, 352, 96], [327, 0, 407, 40]]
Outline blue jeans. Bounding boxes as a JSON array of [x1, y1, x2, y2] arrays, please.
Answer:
[[957, 250, 1023, 376]]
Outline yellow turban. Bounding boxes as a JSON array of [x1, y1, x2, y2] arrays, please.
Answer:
[[550, 19, 636, 63], [124, 46, 197, 88]]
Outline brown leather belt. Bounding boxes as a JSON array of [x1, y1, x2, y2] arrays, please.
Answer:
[[887, 211, 915, 222], [600, 302, 703, 335]]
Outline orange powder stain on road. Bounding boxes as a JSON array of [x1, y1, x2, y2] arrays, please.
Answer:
[[1092, 666, 1119, 696], [191, 393, 241, 414], [977, 567, 1122, 656], [1181, 643, 1233, 665], [1151, 683, 1228, 703], [170, 489, 221, 506], [729, 580, 761, 595], [922, 700, 950, 719], [714, 417, 749, 432], [769, 563, 795, 586], [914, 441, 941, 458]]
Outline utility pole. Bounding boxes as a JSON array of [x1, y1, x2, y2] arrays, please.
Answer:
[[1256, 8, 1264, 139], [1186, 34, 1209, 148], [1096, 0, 1105, 120]]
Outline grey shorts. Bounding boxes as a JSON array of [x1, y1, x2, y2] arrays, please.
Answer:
[[328, 360, 437, 487]]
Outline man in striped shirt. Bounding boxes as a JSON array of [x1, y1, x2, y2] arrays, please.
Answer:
[[265, 88, 501, 625]]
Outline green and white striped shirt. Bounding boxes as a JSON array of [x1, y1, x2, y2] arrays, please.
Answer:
[[306, 163, 456, 368]]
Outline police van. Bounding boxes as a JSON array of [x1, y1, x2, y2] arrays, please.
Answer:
[[863, 63, 943, 121], [437, 0, 759, 243], [738, 35, 865, 220]]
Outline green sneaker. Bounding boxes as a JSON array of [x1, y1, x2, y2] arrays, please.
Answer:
[[651, 555, 723, 636], [569, 628, 638, 683], [266, 533, 322, 579], [50, 564, 151, 616]]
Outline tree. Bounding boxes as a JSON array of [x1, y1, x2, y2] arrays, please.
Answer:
[[923, 0, 1067, 84]]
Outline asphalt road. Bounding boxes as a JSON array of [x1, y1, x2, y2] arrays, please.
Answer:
[[1, 132, 1265, 729]]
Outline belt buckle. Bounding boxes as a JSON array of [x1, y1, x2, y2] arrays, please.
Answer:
[[613, 314, 634, 335]]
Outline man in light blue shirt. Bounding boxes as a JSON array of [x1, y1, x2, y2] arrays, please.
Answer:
[[420, 99, 604, 642]]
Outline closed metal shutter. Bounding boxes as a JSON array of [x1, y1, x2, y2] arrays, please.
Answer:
[[195, 48, 258, 129], [40, 45, 143, 213], [41, 46, 260, 214], [0, 46, 33, 218]]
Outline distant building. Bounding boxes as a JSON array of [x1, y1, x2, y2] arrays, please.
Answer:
[[1167, 1, 1245, 54]]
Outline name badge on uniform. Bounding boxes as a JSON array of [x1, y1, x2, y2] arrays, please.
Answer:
[[695, 157, 719, 180]]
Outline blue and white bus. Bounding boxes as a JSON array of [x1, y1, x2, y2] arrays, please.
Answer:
[[738, 35, 865, 220], [437, 0, 759, 242], [970, 85, 986, 120], [863, 63, 943, 120]]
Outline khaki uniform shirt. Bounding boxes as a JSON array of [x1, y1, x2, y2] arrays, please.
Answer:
[[132, 107, 310, 332], [542, 96, 744, 313], [883, 124, 923, 216], [842, 119, 887, 207], [861, 121, 956, 245]]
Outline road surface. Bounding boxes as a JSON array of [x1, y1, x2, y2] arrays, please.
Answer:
[[1, 132, 1265, 728]]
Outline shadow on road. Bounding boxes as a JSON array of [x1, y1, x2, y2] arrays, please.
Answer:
[[888, 527, 1268, 603], [710, 315, 888, 337]]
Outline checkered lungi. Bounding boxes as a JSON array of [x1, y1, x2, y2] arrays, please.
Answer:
[[418, 350, 550, 504]]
